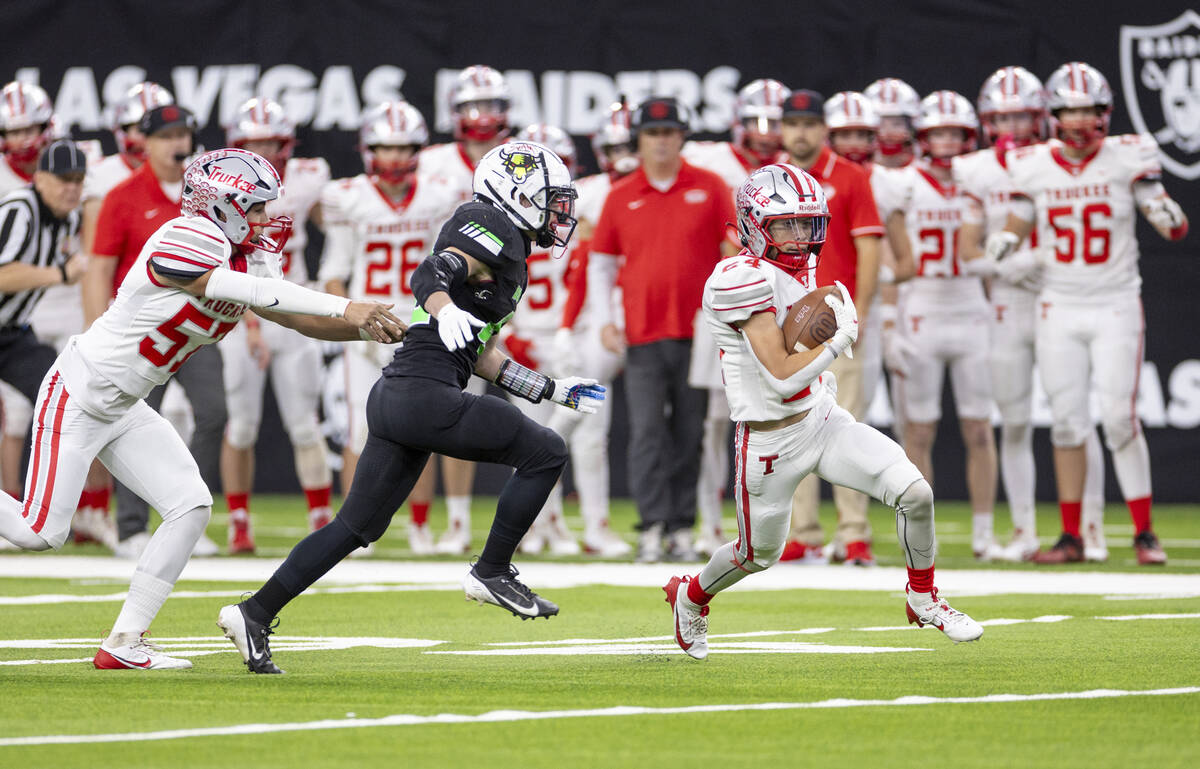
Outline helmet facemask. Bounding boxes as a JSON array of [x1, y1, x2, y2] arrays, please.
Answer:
[[455, 98, 510, 143], [756, 213, 827, 276], [1051, 106, 1110, 151]]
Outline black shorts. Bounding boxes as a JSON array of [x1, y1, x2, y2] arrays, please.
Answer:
[[0, 326, 57, 404]]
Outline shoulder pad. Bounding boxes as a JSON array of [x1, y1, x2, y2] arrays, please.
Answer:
[[705, 257, 776, 323], [434, 200, 526, 267]]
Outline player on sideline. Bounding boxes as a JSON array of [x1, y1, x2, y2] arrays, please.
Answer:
[[986, 62, 1187, 565], [0, 148, 404, 669], [217, 142, 604, 675], [664, 163, 982, 659]]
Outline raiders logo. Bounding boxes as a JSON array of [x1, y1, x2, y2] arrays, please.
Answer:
[[499, 145, 541, 183], [1120, 11, 1200, 179]]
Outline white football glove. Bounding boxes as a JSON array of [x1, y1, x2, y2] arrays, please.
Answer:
[[1144, 197, 1184, 231], [818, 370, 837, 398], [549, 377, 607, 414], [994, 247, 1043, 291], [550, 327, 580, 379], [823, 280, 858, 358], [882, 323, 916, 378], [435, 303, 486, 351], [983, 230, 1021, 263], [877, 263, 897, 285]]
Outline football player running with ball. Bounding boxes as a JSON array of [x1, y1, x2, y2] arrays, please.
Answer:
[[218, 142, 605, 674], [0, 148, 404, 669], [664, 164, 982, 660]]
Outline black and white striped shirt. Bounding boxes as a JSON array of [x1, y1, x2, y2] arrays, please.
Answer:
[[0, 188, 80, 328]]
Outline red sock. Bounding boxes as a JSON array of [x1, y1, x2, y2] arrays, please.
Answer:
[[907, 565, 934, 594], [1060, 501, 1082, 537], [95, 486, 110, 512], [686, 575, 713, 606], [1127, 495, 1152, 535], [304, 486, 332, 512], [226, 492, 249, 513], [77, 488, 97, 510], [410, 501, 430, 526]]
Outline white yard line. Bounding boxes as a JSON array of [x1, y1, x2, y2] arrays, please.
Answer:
[[1, 556, 1199, 597], [0, 687, 1195, 747]]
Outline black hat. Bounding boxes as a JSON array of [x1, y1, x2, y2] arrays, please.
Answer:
[[782, 90, 826, 119], [37, 139, 87, 175], [631, 97, 690, 134], [139, 104, 197, 137]]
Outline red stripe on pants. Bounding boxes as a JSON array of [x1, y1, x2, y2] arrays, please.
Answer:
[[736, 421, 753, 561], [26, 376, 69, 533], [22, 372, 60, 523]]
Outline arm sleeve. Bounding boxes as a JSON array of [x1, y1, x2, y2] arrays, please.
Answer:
[[704, 260, 776, 325], [410, 249, 468, 308], [0, 200, 33, 267], [147, 221, 229, 279], [560, 241, 589, 329], [203, 268, 351, 317], [315, 182, 355, 284], [91, 192, 125, 259], [1129, 133, 1164, 183], [586, 251, 619, 327]]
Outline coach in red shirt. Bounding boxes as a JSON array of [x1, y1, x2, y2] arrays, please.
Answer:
[[83, 105, 225, 555], [778, 90, 886, 565], [589, 96, 737, 562]]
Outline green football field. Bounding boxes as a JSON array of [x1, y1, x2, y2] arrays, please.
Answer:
[[1, 497, 1197, 768]]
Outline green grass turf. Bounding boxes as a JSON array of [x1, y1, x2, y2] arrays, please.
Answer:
[[1, 498, 1197, 768]]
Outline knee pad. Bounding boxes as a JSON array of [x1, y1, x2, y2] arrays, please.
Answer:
[[750, 545, 782, 570], [517, 421, 568, 474], [1050, 418, 1089, 448], [334, 506, 382, 546], [1101, 415, 1139, 452], [285, 418, 322, 449], [1000, 422, 1032, 448], [896, 478, 934, 522], [224, 418, 259, 450]]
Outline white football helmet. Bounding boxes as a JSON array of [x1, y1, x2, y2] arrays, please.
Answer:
[[1044, 61, 1113, 149], [915, 90, 978, 165], [977, 66, 1047, 147], [735, 163, 829, 277], [732, 79, 790, 165], [451, 65, 511, 142], [516, 124, 577, 176], [110, 81, 174, 160], [473, 141, 578, 249], [591, 101, 637, 177], [0, 82, 54, 165], [227, 97, 296, 173], [865, 78, 920, 157], [182, 148, 292, 253], [359, 100, 428, 185], [824, 91, 879, 164]]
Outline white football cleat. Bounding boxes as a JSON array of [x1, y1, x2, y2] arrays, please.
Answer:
[[436, 524, 471, 555], [93, 633, 192, 670], [694, 527, 725, 558], [583, 526, 632, 558], [113, 531, 150, 560], [998, 531, 1039, 562], [543, 513, 580, 556], [905, 585, 984, 643], [663, 575, 708, 659], [408, 522, 435, 555], [974, 539, 1006, 562], [192, 532, 220, 557], [72, 508, 118, 550]]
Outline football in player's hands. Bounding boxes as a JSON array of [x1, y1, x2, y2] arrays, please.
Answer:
[[782, 286, 839, 352]]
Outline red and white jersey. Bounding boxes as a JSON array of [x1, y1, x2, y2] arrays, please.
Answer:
[[0, 158, 29, 195], [1006, 134, 1159, 300], [512, 247, 569, 336], [702, 250, 820, 422], [682, 141, 757, 191], [273, 156, 330, 283], [417, 141, 479, 204], [869, 163, 912, 221], [82, 154, 136, 202], [317, 172, 458, 318], [574, 172, 613, 228], [60, 216, 270, 416], [896, 164, 986, 313]]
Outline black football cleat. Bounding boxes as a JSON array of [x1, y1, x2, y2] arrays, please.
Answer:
[[463, 563, 559, 619], [217, 601, 284, 674]]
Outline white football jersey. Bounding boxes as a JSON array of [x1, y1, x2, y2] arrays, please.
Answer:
[[273, 156, 330, 284], [61, 216, 275, 416], [897, 164, 986, 313], [1006, 134, 1159, 299], [82, 153, 136, 202], [317, 172, 459, 318], [574, 172, 612, 227], [682, 140, 756, 191], [417, 141, 478, 204], [512, 246, 569, 336], [869, 163, 912, 221], [703, 250, 821, 422], [0, 157, 29, 195]]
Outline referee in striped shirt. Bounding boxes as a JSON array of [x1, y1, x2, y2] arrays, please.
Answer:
[[0, 139, 86, 405]]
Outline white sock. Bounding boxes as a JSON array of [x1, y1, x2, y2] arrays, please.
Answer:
[[1110, 432, 1152, 501], [1082, 428, 1106, 516], [109, 570, 173, 640], [972, 512, 994, 549], [446, 496, 471, 532], [999, 422, 1036, 536]]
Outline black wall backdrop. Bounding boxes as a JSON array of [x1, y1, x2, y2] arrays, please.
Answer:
[[6, 0, 1198, 501]]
